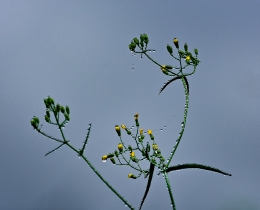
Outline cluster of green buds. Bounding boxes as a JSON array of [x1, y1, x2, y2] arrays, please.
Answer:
[[102, 113, 166, 179], [30, 116, 40, 130], [30, 96, 71, 131], [42, 96, 70, 124], [128, 33, 149, 52], [166, 38, 200, 67]]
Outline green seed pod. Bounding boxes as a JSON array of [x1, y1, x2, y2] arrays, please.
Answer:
[[60, 106, 65, 113], [184, 43, 188, 52], [133, 38, 139, 45], [194, 48, 198, 55], [65, 106, 70, 115], [167, 45, 173, 54], [110, 157, 116, 164]]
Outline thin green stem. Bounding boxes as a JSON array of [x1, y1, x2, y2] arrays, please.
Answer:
[[163, 171, 176, 210], [166, 75, 189, 168]]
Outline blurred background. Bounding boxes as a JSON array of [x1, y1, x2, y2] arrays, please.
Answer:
[[1, 1, 260, 209]]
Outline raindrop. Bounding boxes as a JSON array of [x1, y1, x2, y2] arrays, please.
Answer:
[[160, 129, 163, 131], [164, 126, 167, 128], [102, 160, 107, 163]]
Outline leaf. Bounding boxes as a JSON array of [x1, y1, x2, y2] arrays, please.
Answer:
[[139, 163, 155, 210], [158, 76, 181, 95], [163, 163, 231, 176], [158, 76, 189, 95], [183, 76, 189, 95]]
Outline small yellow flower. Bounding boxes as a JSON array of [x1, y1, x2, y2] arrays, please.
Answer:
[[121, 124, 126, 129], [173, 38, 179, 49], [160, 65, 169, 75], [128, 173, 137, 179], [118, 143, 123, 152], [134, 113, 139, 120], [140, 129, 144, 134], [147, 129, 153, 135], [102, 155, 108, 161], [130, 151, 135, 157], [115, 125, 121, 136], [186, 55, 191, 62], [152, 143, 158, 150]]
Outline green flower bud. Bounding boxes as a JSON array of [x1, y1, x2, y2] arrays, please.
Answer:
[[167, 45, 173, 54], [56, 104, 60, 112], [44, 115, 50, 123], [131, 157, 138, 163], [126, 129, 131, 135], [118, 143, 123, 152], [128, 145, 132, 151], [184, 43, 188, 52], [65, 106, 70, 115], [173, 38, 179, 49], [115, 125, 121, 136], [128, 173, 137, 179], [64, 113, 70, 121], [60, 106, 65, 113], [114, 150, 119, 157], [146, 143, 150, 153], [128, 42, 136, 51], [46, 110, 50, 118], [44, 99, 50, 108], [133, 38, 139, 45], [110, 157, 116, 164], [194, 48, 198, 55], [107, 153, 114, 158]]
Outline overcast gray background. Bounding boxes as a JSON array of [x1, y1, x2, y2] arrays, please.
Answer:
[[1, 1, 260, 210]]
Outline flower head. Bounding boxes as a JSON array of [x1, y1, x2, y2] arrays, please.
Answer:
[[147, 129, 153, 135], [121, 124, 126, 129], [115, 125, 121, 136], [130, 151, 135, 157], [134, 113, 139, 120], [173, 38, 179, 49], [118, 143, 123, 152], [140, 129, 144, 135], [102, 155, 108, 162], [128, 173, 137, 179]]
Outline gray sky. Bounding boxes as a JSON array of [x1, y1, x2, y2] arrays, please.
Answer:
[[1, 1, 260, 209]]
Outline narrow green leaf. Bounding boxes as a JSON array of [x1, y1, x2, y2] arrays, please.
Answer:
[[163, 163, 231, 176], [183, 76, 189, 94], [158, 76, 182, 95], [139, 163, 155, 210]]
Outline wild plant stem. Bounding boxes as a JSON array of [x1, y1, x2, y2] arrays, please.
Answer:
[[164, 171, 176, 210]]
